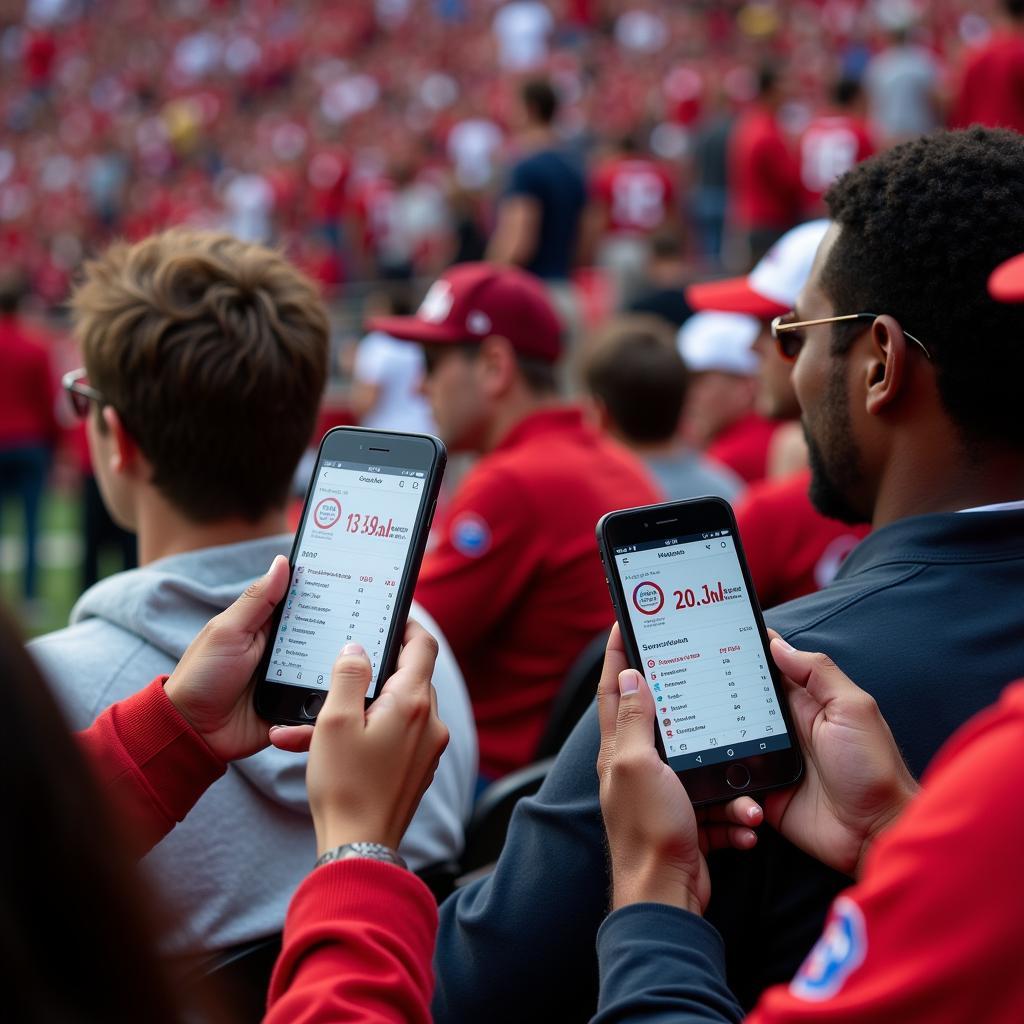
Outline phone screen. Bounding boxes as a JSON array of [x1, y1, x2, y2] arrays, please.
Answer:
[[265, 457, 429, 697], [612, 527, 794, 772]]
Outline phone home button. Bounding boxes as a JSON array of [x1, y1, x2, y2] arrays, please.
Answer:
[[301, 693, 324, 720], [725, 763, 751, 790]]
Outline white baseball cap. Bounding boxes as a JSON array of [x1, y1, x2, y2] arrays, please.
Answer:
[[686, 219, 831, 319], [677, 311, 761, 376]]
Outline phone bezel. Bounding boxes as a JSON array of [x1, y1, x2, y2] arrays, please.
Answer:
[[253, 426, 446, 725], [597, 496, 803, 806]]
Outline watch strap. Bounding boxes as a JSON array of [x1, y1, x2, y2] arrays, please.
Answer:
[[315, 841, 408, 871]]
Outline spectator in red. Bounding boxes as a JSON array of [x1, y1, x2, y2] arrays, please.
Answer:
[[951, 0, 1024, 134], [0, 272, 59, 608], [587, 134, 678, 308], [798, 78, 874, 218], [727, 65, 802, 264], [372, 262, 661, 779]]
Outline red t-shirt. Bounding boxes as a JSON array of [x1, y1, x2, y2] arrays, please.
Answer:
[[751, 679, 1024, 1022], [798, 114, 873, 213], [952, 33, 1024, 134], [706, 413, 779, 486], [728, 105, 801, 231], [590, 158, 676, 236], [0, 315, 59, 449], [734, 469, 869, 608], [416, 407, 663, 776]]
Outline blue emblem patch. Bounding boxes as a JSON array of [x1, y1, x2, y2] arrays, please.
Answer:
[[451, 513, 491, 558], [790, 897, 867, 1002]]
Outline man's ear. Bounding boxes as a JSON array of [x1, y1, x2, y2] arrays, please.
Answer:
[[477, 335, 518, 398], [101, 405, 145, 479], [863, 315, 908, 417]]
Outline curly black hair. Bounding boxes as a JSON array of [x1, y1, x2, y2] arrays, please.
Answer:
[[823, 127, 1024, 449]]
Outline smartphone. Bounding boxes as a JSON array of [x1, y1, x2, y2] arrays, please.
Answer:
[[596, 497, 802, 805], [253, 427, 446, 724]]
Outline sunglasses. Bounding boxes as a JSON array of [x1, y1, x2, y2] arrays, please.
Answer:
[[770, 313, 933, 363], [62, 368, 106, 418]]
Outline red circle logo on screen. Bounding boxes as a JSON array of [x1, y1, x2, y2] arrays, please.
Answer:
[[313, 497, 342, 529], [632, 581, 665, 615]]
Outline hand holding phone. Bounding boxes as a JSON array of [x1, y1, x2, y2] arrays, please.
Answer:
[[302, 623, 449, 857], [165, 555, 291, 763], [597, 624, 746, 916], [597, 497, 802, 805], [758, 637, 919, 879], [254, 427, 446, 725]]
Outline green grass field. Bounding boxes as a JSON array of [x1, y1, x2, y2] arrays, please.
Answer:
[[0, 489, 123, 638]]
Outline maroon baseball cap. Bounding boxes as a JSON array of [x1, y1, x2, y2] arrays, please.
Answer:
[[988, 252, 1024, 303], [368, 262, 563, 363]]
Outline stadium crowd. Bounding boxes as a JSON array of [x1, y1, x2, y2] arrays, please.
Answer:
[[3, 0, 1024, 1021]]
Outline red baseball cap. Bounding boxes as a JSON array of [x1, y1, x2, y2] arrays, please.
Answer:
[[368, 262, 563, 363], [988, 252, 1024, 303]]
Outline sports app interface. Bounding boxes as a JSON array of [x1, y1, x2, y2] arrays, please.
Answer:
[[614, 530, 792, 771], [267, 459, 428, 697]]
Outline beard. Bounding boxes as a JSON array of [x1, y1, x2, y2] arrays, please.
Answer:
[[803, 363, 869, 525]]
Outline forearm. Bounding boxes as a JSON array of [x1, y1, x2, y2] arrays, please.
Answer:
[[593, 905, 745, 1024], [267, 859, 437, 1024], [77, 677, 226, 858]]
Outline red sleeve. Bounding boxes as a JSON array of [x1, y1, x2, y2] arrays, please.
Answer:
[[266, 859, 437, 1024], [747, 681, 1024, 1023], [78, 677, 226, 858], [415, 463, 537, 656], [733, 482, 781, 607]]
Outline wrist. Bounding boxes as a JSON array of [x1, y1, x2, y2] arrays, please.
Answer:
[[315, 821, 397, 858], [854, 779, 920, 878], [611, 856, 704, 916]]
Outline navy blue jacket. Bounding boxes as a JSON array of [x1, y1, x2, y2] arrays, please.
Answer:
[[433, 509, 1024, 1022]]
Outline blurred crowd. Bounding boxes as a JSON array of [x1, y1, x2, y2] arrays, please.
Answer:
[[3, 3, 1024, 1020], [0, 0, 1019, 308]]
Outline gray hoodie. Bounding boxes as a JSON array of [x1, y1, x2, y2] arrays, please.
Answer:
[[30, 534, 477, 953]]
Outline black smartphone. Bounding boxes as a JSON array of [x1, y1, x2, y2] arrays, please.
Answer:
[[596, 497, 802, 805], [253, 427, 446, 724]]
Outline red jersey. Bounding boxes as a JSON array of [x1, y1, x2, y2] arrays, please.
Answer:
[[751, 679, 1024, 1022], [0, 315, 59, 449], [952, 32, 1024, 134], [416, 408, 662, 776], [734, 470, 869, 608], [798, 114, 873, 213], [728, 105, 802, 231], [706, 413, 778, 486], [591, 158, 676, 236]]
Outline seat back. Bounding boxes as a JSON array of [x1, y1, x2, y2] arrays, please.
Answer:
[[533, 629, 609, 760]]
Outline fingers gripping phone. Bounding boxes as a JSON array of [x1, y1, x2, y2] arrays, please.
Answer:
[[253, 427, 446, 725], [597, 497, 802, 806]]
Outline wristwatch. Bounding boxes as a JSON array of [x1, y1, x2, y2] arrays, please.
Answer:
[[315, 842, 408, 871]]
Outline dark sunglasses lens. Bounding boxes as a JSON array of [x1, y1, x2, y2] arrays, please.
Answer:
[[779, 334, 802, 361]]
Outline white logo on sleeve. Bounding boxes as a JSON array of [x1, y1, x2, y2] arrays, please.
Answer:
[[790, 897, 868, 1002], [419, 280, 455, 323]]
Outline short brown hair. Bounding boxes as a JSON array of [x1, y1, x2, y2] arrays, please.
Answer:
[[72, 229, 328, 522], [584, 315, 688, 443]]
